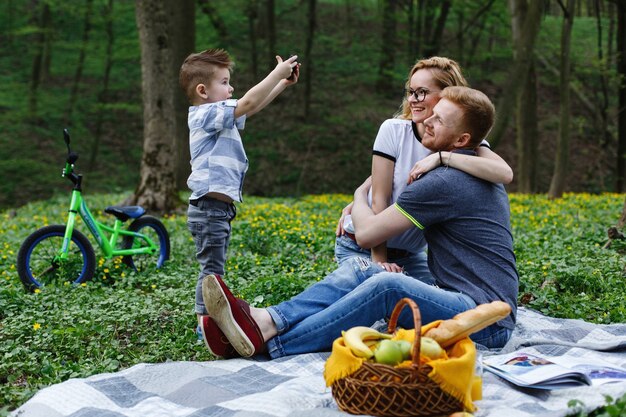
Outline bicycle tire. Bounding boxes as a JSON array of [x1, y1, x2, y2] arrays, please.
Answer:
[[17, 225, 96, 292], [122, 216, 170, 272]]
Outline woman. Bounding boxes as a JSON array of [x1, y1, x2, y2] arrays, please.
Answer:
[[335, 57, 513, 282]]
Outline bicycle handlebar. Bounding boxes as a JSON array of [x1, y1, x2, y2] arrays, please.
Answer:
[[62, 128, 82, 190]]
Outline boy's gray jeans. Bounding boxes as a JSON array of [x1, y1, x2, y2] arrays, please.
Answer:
[[187, 197, 236, 315]]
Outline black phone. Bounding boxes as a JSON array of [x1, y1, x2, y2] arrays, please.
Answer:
[[287, 55, 298, 81]]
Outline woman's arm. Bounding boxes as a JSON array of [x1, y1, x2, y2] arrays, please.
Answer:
[[370, 155, 394, 264], [407, 146, 514, 185]]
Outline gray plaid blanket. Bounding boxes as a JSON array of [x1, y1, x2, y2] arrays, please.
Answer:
[[11, 308, 626, 417]]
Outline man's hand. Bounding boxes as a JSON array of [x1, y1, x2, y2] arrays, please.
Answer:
[[407, 152, 441, 184], [335, 201, 353, 237]]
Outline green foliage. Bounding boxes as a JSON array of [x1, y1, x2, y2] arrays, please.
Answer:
[[1, 1, 623, 210], [567, 393, 626, 417], [512, 193, 626, 323], [1, 191, 625, 413]]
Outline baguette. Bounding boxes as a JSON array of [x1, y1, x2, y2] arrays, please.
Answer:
[[424, 301, 511, 348]]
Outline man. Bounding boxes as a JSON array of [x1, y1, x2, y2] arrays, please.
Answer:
[[200, 86, 518, 359]]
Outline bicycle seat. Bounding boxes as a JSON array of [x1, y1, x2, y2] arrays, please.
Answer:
[[104, 206, 146, 221]]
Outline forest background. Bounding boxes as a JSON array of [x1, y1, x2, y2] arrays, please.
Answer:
[[2, 1, 626, 414], [1, 0, 625, 213]]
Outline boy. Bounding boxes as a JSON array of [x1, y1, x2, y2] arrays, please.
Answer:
[[179, 48, 299, 344]]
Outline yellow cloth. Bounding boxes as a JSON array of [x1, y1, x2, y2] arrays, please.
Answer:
[[323, 336, 365, 384], [323, 320, 480, 412]]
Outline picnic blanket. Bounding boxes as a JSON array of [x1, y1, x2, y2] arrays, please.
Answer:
[[11, 307, 626, 417]]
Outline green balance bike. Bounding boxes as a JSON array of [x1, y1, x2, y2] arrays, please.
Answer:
[[17, 129, 170, 291]]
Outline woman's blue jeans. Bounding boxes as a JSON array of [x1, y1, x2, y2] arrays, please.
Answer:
[[266, 257, 512, 358], [334, 235, 435, 285]]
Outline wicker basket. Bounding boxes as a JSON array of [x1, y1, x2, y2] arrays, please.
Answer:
[[331, 298, 464, 417]]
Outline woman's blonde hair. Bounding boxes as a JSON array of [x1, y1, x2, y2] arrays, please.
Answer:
[[396, 56, 468, 120]]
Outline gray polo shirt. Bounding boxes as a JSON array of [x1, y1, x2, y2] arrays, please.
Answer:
[[395, 154, 518, 329]]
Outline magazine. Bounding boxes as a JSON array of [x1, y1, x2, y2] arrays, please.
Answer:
[[482, 348, 626, 390]]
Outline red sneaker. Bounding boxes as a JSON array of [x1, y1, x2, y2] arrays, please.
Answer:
[[202, 274, 265, 357], [200, 315, 239, 359]]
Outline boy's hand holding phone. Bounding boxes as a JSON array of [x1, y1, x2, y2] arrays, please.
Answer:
[[286, 62, 300, 82], [275, 55, 299, 81]]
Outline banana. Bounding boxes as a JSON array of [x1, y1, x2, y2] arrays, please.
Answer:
[[342, 326, 392, 359]]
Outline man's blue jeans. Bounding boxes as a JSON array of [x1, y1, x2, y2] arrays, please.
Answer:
[[334, 235, 435, 285], [266, 258, 512, 358]]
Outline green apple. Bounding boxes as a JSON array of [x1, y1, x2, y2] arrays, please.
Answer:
[[397, 340, 413, 360], [374, 339, 404, 365], [420, 337, 444, 359]]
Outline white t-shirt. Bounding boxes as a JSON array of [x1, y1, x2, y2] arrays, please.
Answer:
[[368, 118, 430, 251]]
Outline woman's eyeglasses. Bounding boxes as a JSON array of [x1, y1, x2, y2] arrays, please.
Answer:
[[405, 88, 433, 102]]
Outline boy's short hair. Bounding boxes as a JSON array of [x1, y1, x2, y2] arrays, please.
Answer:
[[440, 86, 495, 147], [179, 48, 234, 102]]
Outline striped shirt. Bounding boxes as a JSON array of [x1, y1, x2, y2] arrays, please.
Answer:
[[186, 99, 248, 202]]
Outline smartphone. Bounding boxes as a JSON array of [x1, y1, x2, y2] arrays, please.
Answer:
[[287, 54, 298, 81]]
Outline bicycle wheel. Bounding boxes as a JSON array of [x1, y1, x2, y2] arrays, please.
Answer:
[[17, 225, 96, 292], [122, 216, 170, 272]]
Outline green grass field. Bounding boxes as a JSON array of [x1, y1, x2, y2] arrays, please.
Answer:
[[1, 192, 625, 415]]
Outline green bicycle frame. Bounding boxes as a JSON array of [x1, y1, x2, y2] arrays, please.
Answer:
[[59, 161, 159, 260]]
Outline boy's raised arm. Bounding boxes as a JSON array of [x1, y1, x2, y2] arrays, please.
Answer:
[[234, 55, 298, 119], [246, 63, 300, 118]]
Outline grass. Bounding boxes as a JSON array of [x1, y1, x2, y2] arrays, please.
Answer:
[[0, 191, 625, 415]]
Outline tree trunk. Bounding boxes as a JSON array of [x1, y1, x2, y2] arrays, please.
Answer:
[[246, 0, 259, 80], [459, 0, 496, 69], [303, 0, 317, 119], [516, 62, 538, 193], [197, 0, 229, 47], [88, 0, 114, 171], [5, 0, 15, 47], [28, 0, 50, 117], [488, 0, 541, 150], [414, 0, 425, 58], [549, 0, 575, 198], [131, 0, 179, 213], [295, 0, 318, 196], [65, 0, 94, 126], [266, 0, 276, 71], [594, 0, 610, 147], [456, 9, 464, 63], [616, 0, 626, 191], [172, 0, 195, 191], [507, 0, 541, 191], [465, 11, 488, 69], [40, 1, 52, 83], [607, 1, 616, 68], [423, 0, 451, 57], [406, 0, 414, 65], [422, 1, 436, 52], [377, 0, 396, 94], [483, 17, 496, 75]]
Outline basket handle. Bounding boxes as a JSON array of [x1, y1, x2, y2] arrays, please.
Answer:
[[387, 298, 422, 370]]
